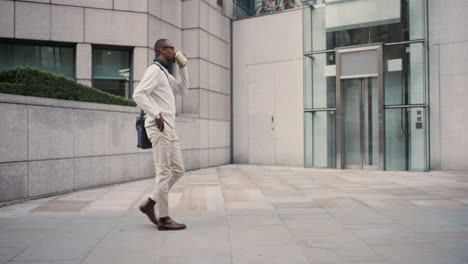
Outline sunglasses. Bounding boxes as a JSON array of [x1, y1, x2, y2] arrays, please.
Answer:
[[162, 46, 175, 50]]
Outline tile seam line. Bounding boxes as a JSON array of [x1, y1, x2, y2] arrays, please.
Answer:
[[14, 0, 149, 16], [9, 217, 71, 262], [14, 0, 185, 31], [5, 240, 35, 263], [186, 57, 231, 70], [78, 213, 121, 262], [277, 194, 311, 263], [187, 87, 231, 96], [183, 27, 230, 44], [0, 147, 230, 165]]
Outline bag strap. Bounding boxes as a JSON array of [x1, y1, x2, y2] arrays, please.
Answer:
[[153, 62, 171, 88]]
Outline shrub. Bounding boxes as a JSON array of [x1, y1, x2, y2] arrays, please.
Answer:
[[0, 67, 136, 107]]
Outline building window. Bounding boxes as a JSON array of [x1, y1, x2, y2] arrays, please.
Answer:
[[304, 0, 426, 52], [92, 47, 132, 98], [235, 0, 299, 19], [0, 41, 75, 79]]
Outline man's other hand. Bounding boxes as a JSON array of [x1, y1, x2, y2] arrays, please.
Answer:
[[156, 116, 165, 132]]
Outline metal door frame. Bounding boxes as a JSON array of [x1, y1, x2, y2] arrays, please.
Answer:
[[336, 44, 384, 170]]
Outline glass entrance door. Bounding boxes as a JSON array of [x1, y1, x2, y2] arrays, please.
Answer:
[[342, 77, 379, 169]]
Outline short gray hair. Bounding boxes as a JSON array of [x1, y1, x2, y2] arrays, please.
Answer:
[[154, 39, 168, 57]]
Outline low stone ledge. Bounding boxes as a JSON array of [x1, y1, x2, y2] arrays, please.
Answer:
[[0, 93, 139, 113]]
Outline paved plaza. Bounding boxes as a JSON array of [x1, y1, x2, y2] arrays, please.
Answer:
[[0, 165, 468, 264]]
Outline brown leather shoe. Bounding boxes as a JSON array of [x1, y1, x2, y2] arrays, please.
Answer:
[[157, 216, 186, 231], [139, 198, 159, 226]]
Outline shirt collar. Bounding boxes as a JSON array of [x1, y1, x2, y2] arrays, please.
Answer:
[[154, 59, 169, 70]]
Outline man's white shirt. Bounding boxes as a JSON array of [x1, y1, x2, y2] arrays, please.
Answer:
[[133, 63, 189, 129]]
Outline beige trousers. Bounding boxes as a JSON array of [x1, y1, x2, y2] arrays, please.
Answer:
[[146, 125, 185, 218]]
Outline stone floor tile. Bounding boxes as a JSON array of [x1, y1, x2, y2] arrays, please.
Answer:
[[225, 201, 273, 210], [363, 199, 415, 207], [205, 198, 226, 211], [432, 238, 468, 262], [380, 188, 427, 195], [396, 194, 443, 200], [25, 197, 60, 204], [371, 243, 466, 264], [2, 217, 68, 230], [298, 233, 383, 263], [347, 224, 428, 245], [96, 230, 161, 249], [227, 214, 282, 227], [0, 229, 47, 248], [414, 186, 468, 199], [376, 208, 468, 233], [281, 214, 346, 237], [431, 210, 468, 225], [81, 247, 157, 264], [175, 199, 207, 211], [272, 202, 319, 208], [411, 199, 465, 208], [269, 196, 312, 203], [229, 225, 295, 248], [349, 192, 399, 201], [419, 232, 468, 262], [330, 198, 370, 208], [32, 201, 90, 212], [0, 218, 15, 228], [0, 247, 25, 264], [232, 245, 308, 264], [455, 199, 468, 205], [314, 199, 342, 208], [187, 174, 219, 185], [275, 207, 328, 215], [170, 215, 228, 233], [57, 189, 109, 202], [13, 238, 100, 261], [156, 256, 230, 264], [362, 200, 390, 207], [327, 208, 393, 225], [227, 209, 279, 215], [223, 189, 266, 201], [157, 230, 230, 257], [45, 221, 115, 240], [316, 262, 387, 264], [306, 190, 351, 200], [168, 193, 183, 209], [0, 203, 41, 213]]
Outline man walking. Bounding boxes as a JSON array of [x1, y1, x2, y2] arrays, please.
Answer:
[[133, 39, 188, 231]]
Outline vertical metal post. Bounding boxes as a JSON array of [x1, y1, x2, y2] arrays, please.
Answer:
[[360, 78, 364, 169], [230, 18, 234, 164], [367, 77, 373, 165], [377, 45, 385, 170], [335, 50, 343, 169]]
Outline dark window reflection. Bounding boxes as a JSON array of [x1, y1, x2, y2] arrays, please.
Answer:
[[326, 0, 410, 49], [92, 47, 132, 98], [0, 43, 75, 79]]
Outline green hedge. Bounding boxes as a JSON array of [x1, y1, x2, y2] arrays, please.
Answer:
[[0, 67, 136, 107]]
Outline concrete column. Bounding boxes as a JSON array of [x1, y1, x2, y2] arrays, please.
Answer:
[[0, 1, 14, 38], [76, 44, 92, 84]]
